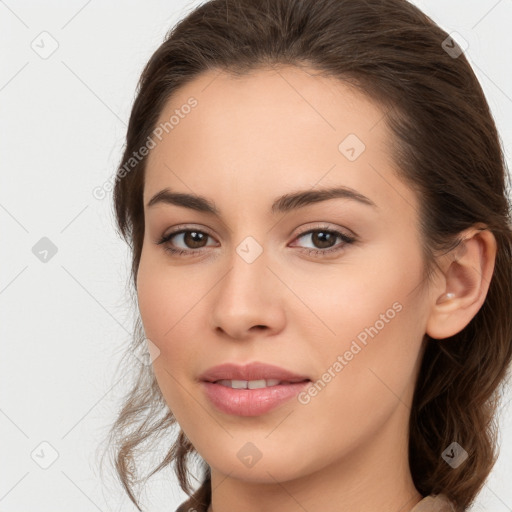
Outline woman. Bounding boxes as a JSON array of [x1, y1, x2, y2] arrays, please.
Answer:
[[100, 0, 512, 511]]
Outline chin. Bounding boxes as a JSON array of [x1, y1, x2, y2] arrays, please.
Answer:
[[202, 443, 314, 484]]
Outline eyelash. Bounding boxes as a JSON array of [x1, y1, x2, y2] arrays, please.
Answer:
[[155, 225, 356, 258]]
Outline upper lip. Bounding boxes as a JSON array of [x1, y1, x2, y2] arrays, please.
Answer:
[[199, 362, 311, 383]]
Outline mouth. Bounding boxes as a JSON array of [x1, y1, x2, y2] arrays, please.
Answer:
[[209, 378, 311, 389], [198, 361, 312, 416], [201, 378, 312, 416], [198, 361, 311, 383]]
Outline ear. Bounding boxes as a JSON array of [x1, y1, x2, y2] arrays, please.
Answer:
[[425, 226, 497, 340]]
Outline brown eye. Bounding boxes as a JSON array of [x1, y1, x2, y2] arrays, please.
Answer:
[[309, 230, 337, 249], [293, 227, 356, 255], [156, 228, 218, 256], [182, 231, 208, 249]]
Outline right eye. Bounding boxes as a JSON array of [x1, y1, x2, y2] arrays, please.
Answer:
[[156, 228, 219, 257]]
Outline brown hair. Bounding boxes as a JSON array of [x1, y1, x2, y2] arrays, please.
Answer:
[[99, 0, 512, 511]]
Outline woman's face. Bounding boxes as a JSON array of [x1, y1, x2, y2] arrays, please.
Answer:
[[137, 65, 433, 483]]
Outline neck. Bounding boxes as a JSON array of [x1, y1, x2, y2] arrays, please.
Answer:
[[207, 403, 422, 512]]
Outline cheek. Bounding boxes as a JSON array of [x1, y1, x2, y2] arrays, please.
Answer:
[[136, 254, 205, 424], [136, 249, 216, 376], [288, 282, 425, 471], [138, 245, 194, 338], [289, 242, 427, 410], [136, 254, 183, 366], [287, 241, 425, 344]]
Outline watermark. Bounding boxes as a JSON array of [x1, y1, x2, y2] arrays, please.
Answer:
[[92, 96, 198, 200], [132, 337, 161, 366], [297, 301, 403, 405], [31, 441, 59, 469], [441, 32, 469, 59], [236, 236, 263, 264], [237, 441, 263, 468], [32, 236, 58, 263], [442, 441, 468, 468], [31, 31, 59, 60], [338, 133, 366, 161]]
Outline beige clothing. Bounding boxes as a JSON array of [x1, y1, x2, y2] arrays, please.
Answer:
[[410, 494, 456, 512], [180, 493, 456, 512]]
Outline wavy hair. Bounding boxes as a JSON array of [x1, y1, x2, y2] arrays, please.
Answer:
[[99, 1, 512, 511]]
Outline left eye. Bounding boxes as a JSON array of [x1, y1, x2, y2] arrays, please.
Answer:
[[291, 228, 355, 253], [156, 226, 356, 257]]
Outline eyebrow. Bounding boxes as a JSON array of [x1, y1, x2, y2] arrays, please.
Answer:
[[146, 186, 377, 215]]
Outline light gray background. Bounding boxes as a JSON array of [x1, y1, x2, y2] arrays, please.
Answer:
[[1, 1, 511, 511]]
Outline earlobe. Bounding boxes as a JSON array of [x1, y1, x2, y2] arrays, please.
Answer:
[[425, 227, 497, 340]]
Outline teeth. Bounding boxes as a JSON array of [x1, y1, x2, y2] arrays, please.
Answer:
[[217, 379, 282, 389], [249, 379, 281, 389]]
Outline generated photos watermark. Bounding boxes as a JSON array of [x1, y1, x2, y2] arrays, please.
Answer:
[[298, 301, 403, 405], [92, 96, 198, 200]]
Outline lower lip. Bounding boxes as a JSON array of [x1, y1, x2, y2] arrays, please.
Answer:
[[201, 381, 311, 416]]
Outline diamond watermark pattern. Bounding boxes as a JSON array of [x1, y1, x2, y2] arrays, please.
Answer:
[[132, 337, 161, 366], [31, 441, 59, 469], [32, 237, 58, 263], [338, 133, 366, 161], [236, 236, 263, 264], [237, 442, 263, 468], [31, 31, 59, 59], [442, 32, 469, 59], [441, 441, 469, 468]]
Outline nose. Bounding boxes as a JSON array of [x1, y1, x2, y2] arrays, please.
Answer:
[[209, 243, 286, 341]]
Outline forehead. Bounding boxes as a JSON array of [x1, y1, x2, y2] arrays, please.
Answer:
[[143, 65, 416, 219]]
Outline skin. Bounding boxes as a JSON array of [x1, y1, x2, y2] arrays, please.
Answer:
[[136, 65, 496, 512]]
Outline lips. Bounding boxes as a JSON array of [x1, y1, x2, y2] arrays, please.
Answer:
[[198, 361, 311, 383], [198, 361, 312, 416], [201, 380, 311, 416]]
